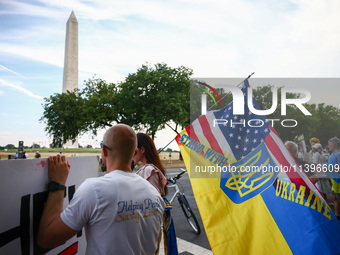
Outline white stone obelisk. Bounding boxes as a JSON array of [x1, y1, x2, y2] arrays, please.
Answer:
[[62, 11, 79, 148]]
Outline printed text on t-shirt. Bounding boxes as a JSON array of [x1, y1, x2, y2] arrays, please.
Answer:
[[115, 198, 161, 223]]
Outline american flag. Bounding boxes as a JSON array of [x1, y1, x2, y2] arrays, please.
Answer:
[[212, 80, 270, 161], [187, 79, 279, 166]]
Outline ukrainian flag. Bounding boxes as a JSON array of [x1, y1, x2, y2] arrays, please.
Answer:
[[176, 79, 340, 254]]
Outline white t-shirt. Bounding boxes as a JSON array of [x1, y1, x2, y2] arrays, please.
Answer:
[[61, 170, 165, 255]]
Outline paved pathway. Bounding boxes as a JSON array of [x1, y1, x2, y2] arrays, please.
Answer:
[[159, 237, 213, 255]]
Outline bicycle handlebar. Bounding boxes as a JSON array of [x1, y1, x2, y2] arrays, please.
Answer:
[[167, 168, 187, 184]]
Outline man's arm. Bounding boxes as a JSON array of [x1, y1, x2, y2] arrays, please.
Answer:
[[37, 155, 79, 248]]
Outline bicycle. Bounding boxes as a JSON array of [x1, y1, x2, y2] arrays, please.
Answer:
[[167, 168, 201, 235]]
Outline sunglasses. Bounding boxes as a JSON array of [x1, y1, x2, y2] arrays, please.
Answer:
[[100, 141, 112, 150]]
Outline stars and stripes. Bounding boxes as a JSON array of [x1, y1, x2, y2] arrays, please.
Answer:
[[193, 79, 271, 163]]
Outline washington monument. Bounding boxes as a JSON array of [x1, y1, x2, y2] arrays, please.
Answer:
[[62, 11, 78, 148]]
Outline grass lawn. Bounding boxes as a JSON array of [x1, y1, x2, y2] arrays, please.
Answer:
[[0, 148, 101, 160], [0, 149, 184, 168]]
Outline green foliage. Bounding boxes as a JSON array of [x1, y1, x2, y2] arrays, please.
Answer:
[[251, 85, 309, 141], [304, 103, 340, 145], [40, 77, 118, 147], [41, 90, 84, 147], [5, 144, 16, 149], [41, 63, 192, 144], [117, 63, 193, 138], [189, 82, 340, 145], [81, 77, 118, 132], [250, 85, 340, 144]]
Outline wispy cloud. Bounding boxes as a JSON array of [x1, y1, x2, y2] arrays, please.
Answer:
[[0, 0, 63, 18], [0, 64, 26, 78], [0, 79, 44, 100], [1, 0, 339, 81]]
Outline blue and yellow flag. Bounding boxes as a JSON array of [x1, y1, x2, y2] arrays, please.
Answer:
[[176, 79, 340, 254]]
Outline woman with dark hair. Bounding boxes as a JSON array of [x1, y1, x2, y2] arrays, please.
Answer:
[[133, 133, 172, 254], [133, 133, 168, 197]]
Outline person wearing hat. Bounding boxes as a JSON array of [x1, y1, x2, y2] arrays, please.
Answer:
[[310, 137, 320, 145], [305, 137, 321, 163], [327, 137, 340, 221]]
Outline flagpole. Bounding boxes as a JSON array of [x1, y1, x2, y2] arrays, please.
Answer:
[[158, 137, 176, 153], [207, 72, 255, 111], [247, 72, 255, 79]]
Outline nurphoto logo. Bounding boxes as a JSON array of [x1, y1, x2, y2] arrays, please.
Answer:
[[199, 82, 312, 128]]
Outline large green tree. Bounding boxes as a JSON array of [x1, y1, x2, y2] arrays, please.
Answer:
[[41, 63, 193, 145], [40, 77, 118, 147], [5, 144, 16, 149], [40, 90, 84, 147], [305, 103, 340, 145], [250, 85, 340, 144], [251, 85, 318, 142], [117, 63, 193, 138]]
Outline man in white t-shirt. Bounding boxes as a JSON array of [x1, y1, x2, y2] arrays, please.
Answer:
[[38, 124, 165, 254]]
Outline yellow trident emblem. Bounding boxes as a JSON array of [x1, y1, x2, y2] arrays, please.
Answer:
[[225, 150, 275, 198]]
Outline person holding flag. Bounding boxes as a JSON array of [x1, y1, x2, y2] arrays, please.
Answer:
[[176, 78, 340, 254]]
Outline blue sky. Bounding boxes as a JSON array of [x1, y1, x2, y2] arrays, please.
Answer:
[[0, 0, 339, 149]]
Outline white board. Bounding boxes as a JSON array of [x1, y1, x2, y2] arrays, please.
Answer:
[[0, 156, 99, 255]]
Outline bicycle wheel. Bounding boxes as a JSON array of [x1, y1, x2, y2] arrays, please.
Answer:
[[178, 195, 201, 234]]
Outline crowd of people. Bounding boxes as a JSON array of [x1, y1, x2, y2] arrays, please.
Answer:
[[33, 125, 340, 253], [9, 151, 41, 159], [285, 136, 340, 222]]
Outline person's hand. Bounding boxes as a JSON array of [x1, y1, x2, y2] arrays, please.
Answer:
[[48, 155, 70, 185]]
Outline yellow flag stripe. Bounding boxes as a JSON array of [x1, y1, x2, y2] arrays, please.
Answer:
[[178, 130, 292, 254]]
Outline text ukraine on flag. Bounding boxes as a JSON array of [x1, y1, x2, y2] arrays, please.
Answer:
[[176, 79, 340, 255]]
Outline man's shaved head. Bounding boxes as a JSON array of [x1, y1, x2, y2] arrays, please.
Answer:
[[103, 124, 137, 165]]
